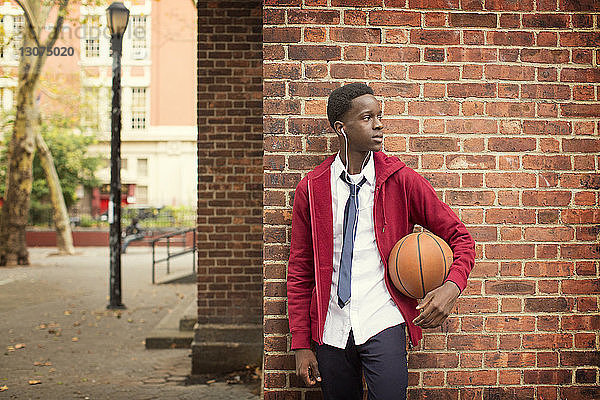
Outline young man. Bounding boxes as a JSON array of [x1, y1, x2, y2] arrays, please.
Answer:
[[287, 83, 476, 399]]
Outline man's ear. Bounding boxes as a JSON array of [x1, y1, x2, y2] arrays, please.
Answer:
[[333, 121, 344, 137]]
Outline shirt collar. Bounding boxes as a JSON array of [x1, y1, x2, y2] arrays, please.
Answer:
[[332, 151, 375, 186]]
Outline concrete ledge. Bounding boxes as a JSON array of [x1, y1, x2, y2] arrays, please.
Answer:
[[145, 298, 195, 349], [191, 323, 263, 374]]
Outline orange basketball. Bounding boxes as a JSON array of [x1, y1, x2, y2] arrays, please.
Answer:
[[387, 232, 453, 299]]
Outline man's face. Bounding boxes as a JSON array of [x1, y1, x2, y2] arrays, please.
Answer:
[[341, 94, 384, 152]]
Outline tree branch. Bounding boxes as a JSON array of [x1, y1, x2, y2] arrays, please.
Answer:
[[14, 0, 41, 47]]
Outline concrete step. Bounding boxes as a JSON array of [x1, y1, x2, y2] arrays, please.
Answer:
[[155, 271, 196, 285], [191, 323, 263, 374], [145, 297, 195, 349], [179, 300, 197, 331]]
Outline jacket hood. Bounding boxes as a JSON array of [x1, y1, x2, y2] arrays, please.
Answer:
[[307, 151, 406, 187]]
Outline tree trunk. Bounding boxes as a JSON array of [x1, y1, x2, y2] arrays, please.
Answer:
[[0, 0, 68, 266], [35, 129, 75, 255], [0, 74, 37, 266]]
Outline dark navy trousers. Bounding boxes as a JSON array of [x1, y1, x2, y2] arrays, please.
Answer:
[[315, 323, 408, 400]]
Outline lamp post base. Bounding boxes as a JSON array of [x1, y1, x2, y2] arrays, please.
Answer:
[[107, 304, 127, 310]]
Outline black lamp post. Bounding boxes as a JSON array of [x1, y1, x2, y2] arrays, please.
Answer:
[[106, 1, 129, 310]]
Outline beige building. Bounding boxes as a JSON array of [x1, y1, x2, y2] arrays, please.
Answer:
[[0, 0, 197, 214]]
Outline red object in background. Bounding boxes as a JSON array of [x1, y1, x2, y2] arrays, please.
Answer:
[[94, 184, 135, 216]]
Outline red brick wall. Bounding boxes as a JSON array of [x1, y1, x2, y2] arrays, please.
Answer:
[[262, 1, 599, 399], [196, 0, 263, 325]]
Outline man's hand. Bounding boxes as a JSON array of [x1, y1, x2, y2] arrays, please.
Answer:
[[413, 281, 461, 329], [295, 348, 321, 386]]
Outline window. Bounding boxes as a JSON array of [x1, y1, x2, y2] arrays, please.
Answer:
[[136, 185, 148, 204], [0, 87, 15, 111], [12, 15, 24, 60], [83, 15, 100, 58], [131, 87, 146, 129], [0, 16, 4, 59], [121, 158, 128, 171], [131, 16, 146, 58], [81, 86, 100, 130], [137, 158, 148, 177]]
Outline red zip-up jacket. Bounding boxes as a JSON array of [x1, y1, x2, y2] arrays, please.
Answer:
[[287, 151, 476, 349]]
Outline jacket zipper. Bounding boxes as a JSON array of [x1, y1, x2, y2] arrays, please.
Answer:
[[374, 185, 415, 349], [307, 179, 323, 345]]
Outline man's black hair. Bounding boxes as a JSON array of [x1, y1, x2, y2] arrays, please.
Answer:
[[327, 82, 374, 129]]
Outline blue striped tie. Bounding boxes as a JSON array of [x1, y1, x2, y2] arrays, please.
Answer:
[[338, 171, 367, 309]]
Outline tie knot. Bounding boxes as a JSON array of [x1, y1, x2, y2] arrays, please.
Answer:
[[341, 171, 367, 196]]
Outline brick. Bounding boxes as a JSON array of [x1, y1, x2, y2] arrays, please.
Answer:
[[485, 315, 535, 332], [488, 137, 536, 152], [523, 120, 571, 135], [448, 83, 496, 98], [408, 0, 459, 8], [561, 68, 600, 83], [521, 49, 569, 64], [524, 297, 571, 312], [448, 335, 497, 350], [522, 333, 572, 349], [330, 63, 382, 79], [486, 209, 536, 224], [455, 297, 498, 313], [446, 191, 495, 206], [288, 118, 331, 135], [287, 10, 340, 25], [522, 13, 569, 28], [408, 353, 459, 369], [408, 101, 460, 115], [411, 29, 460, 45], [559, 0, 599, 10], [288, 45, 341, 61], [484, 351, 536, 368], [409, 65, 460, 80], [561, 315, 600, 331], [446, 154, 496, 169], [289, 82, 340, 97], [522, 84, 570, 99], [408, 389, 458, 400], [524, 369, 571, 384], [486, 31, 533, 46], [410, 137, 460, 152], [263, 9, 285, 24], [344, 10, 367, 25], [264, 0, 301, 4], [385, 29, 409, 44], [263, 27, 301, 43], [330, 27, 381, 43], [485, 279, 535, 293], [522, 191, 571, 206], [524, 261, 573, 277], [485, 65, 535, 80], [424, 47, 445, 61], [560, 32, 600, 47], [304, 27, 326, 42], [344, 46, 367, 60], [369, 46, 420, 62], [264, 136, 302, 152], [560, 387, 600, 399], [264, 63, 301, 79], [487, 102, 536, 117], [369, 10, 421, 26], [561, 244, 600, 259], [331, 0, 382, 5], [449, 13, 497, 27], [561, 103, 600, 117], [264, 99, 301, 115], [370, 82, 419, 97], [485, 0, 533, 10], [447, 370, 497, 385]]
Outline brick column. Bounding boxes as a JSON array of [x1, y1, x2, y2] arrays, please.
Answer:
[[263, 1, 600, 398], [193, 0, 263, 374]]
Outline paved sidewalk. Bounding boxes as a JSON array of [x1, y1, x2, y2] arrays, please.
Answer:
[[0, 247, 260, 400]]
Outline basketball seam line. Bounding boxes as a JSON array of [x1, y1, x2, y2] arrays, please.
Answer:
[[423, 231, 448, 281], [395, 235, 416, 299], [417, 233, 426, 299]]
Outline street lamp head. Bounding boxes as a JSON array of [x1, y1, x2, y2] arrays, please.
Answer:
[[106, 2, 130, 36]]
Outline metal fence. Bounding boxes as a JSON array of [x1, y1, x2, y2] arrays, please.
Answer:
[[29, 207, 197, 229]]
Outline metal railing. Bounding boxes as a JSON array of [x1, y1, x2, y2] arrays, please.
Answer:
[[151, 228, 196, 284]]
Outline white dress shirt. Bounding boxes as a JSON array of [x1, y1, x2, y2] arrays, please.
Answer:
[[322, 152, 405, 349]]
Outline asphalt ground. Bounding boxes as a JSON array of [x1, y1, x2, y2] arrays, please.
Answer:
[[0, 247, 260, 400]]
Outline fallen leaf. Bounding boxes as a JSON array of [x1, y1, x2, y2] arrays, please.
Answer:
[[71, 337, 79, 342], [0, 385, 7, 391], [73, 321, 80, 327], [127, 318, 133, 323], [64, 310, 72, 316], [206, 379, 216, 384], [6, 346, 14, 352], [28, 380, 41, 385], [14, 343, 25, 349]]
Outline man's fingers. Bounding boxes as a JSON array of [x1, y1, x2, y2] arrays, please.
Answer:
[[310, 360, 321, 381]]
